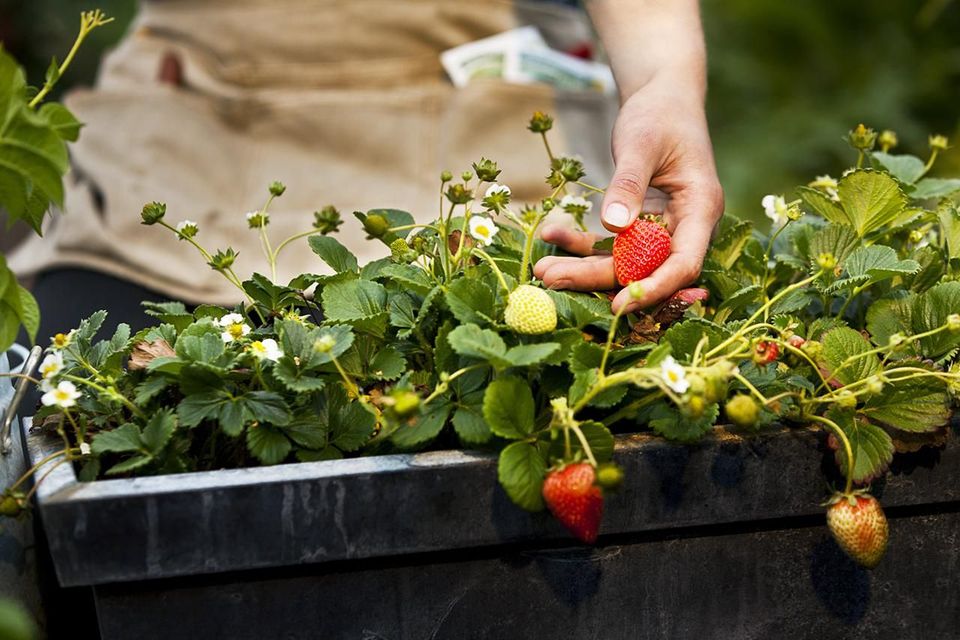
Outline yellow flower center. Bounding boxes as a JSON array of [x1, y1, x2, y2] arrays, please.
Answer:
[[475, 225, 490, 239], [53, 389, 72, 402], [52, 333, 70, 348], [250, 341, 266, 354], [228, 323, 246, 339]]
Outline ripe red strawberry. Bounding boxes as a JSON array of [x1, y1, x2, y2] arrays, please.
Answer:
[[826, 492, 889, 568], [542, 462, 604, 543], [612, 216, 671, 286], [753, 339, 780, 365]]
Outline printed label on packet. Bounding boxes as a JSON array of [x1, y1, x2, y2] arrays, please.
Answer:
[[441, 26, 547, 87], [507, 46, 616, 94]]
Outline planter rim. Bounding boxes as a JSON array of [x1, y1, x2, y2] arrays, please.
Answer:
[[21, 416, 960, 587]]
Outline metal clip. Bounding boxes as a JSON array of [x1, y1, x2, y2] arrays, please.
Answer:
[[1, 345, 43, 456]]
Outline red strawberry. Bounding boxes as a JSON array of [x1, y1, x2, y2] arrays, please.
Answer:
[[542, 463, 604, 543], [826, 492, 889, 568], [612, 216, 671, 286]]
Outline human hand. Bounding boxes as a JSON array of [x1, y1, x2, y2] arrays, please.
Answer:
[[534, 78, 724, 314]]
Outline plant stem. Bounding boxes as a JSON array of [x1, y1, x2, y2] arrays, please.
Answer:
[[569, 423, 598, 467], [472, 249, 510, 293], [599, 306, 626, 376], [517, 214, 545, 285], [6, 450, 69, 493], [808, 414, 855, 494], [63, 374, 144, 419], [28, 10, 114, 109], [540, 132, 555, 163], [575, 181, 606, 195]]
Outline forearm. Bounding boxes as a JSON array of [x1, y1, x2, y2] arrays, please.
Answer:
[[586, 0, 707, 104]]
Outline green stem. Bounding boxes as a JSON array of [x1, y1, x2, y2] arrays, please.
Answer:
[[761, 220, 793, 321], [6, 450, 70, 493], [922, 149, 940, 176], [472, 249, 510, 293], [599, 306, 626, 376], [808, 415, 855, 494], [273, 229, 322, 259], [574, 181, 606, 195], [541, 132, 555, 163], [329, 354, 359, 398], [517, 215, 544, 285], [732, 372, 768, 405], [28, 10, 114, 109], [569, 423, 598, 467], [62, 374, 144, 419]]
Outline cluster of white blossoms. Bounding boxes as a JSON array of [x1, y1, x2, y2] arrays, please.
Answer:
[[469, 183, 510, 246], [37, 351, 81, 409], [217, 313, 251, 343], [559, 194, 592, 215]]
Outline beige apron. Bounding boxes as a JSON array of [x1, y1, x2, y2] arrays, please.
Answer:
[[10, 0, 616, 305]]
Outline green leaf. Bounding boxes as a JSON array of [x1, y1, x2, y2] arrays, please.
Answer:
[[38, 102, 81, 142], [938, 203, 960, 261], [323, 386, 376, 452], [379, 263, 434, 296], [497, 442, 547, 511], [911, 281, 960, 358], [830, 409, 894, 483], [843, 245, 920, 280], [447, 323, 509, 367], [483, 376, 535, 439], [707, 217, 753, 269], [91, 423, 143, 454], [568, 369, 628, 408], [798, 186, 848, 225], [445, 278, 496, 325], [809, 223, 860, 268], [865, 295, 912, 349], [821, 327, 882, 387], [662, 318, 731, 360], [177, 390, 228, 428], [452, 394, 491, 444], [141, 409, 177, 454], [368, 346, 406, 380], [504, 342, 560, 368], [105, 454, 153, 476], [134, 376, 172, 405], [246, 425, 292, 464], [308, 235, 358, 273], [648, 402, 719, 443], [321, 279, 387, 323], [244, 391, 292, 426], [274, 357, 328, 392], [390, 402, 452, 448], [911, 178, 960, 200], [836, 169, 907, 236], [862, 374, 950, 432], [872, 152, 926, 184]]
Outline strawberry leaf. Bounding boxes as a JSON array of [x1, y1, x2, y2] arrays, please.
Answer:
[[483, 376, 535, 439], [498, 442, 547, 511], [830, 409, 894, 484]]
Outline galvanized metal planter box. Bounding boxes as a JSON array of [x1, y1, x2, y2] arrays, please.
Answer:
[[22, 417, 960, 639]]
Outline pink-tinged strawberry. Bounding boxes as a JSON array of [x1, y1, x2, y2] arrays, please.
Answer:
[[542, 463, 604, 543], [787, 335, 806, 349], [826, 492, 889, 568], [752, 339, 780, 365], [612, 216, 671, 286]]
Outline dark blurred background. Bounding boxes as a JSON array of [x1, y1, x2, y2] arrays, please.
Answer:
[[1, 0, 959, 225]]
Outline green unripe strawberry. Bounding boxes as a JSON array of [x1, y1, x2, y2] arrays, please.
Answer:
[[595, 463, 624, 491], [504, 285, 557, 335], [0, 493, 25, 518], [725, 394, 759, 429]]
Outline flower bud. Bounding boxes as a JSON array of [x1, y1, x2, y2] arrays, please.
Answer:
[[175, 220, 198, 239], [440, 170, 453, 183], [313, 205, 343, 234], [552, 156, 586, 183], [847, 123, 877, 152], [865, 377, 884, 395], [627, 281, 645, 301], [682, 394, 707, 419], [888, 333, 905, 347], [207, 248, 238, 271], [472, 158, 501, 182], [816, 252, 837, 271], [461, 171, 473, 182], [947, 313, 960, 332], [835, 389, 857, 409], [140, 201, 167, 225], [801, 339, 823, 359], [909, 229, 925, 244], [0, 492, 25, 518], [389, 238, 416, 264], [527, 111, 554, 133], [929, 134, 949, 152], [878, 130, 898, 152], [246, 211, 269, 228], [269, 181, 286, 197], [541, 197, 556, 212], [314, 335, 336, 353], [444, 184, 473, 205], [389, 390, 420, 418]]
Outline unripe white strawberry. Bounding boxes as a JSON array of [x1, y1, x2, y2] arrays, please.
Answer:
[[504, 285, 557, 335]]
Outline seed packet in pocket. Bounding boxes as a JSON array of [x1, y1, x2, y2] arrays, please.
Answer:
[[507, 46, 616, 94], [441, 26, 547, 87]]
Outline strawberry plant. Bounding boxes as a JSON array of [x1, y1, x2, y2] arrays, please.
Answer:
[[4, 112, 959, 568]]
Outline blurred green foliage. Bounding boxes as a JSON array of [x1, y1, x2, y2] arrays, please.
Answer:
[[1, 0, 958, 226]]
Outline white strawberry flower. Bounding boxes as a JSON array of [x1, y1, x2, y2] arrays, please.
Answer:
[[246, 210, 269, 228], [41, 380, 81, 409], [660, 356, 690, 394], [217, 313, 251, 343], [761, 194, 789, 227], [79, 442, 91, 455], [468, 215, 499, 246], [559, 194, 593, 214], [484, 183, 511, 198], [38, 352, 64, 380], [249, 338, 283, 362]]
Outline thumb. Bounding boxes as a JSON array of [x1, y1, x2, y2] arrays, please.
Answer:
[[600, 153, 656, 233]]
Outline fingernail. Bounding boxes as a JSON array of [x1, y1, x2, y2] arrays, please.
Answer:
[[603, 202, 630, 227]]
